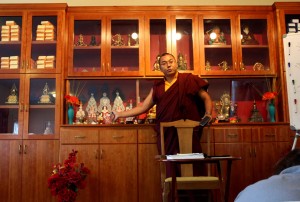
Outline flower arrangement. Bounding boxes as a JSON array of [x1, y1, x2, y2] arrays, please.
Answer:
[[262, 91, 278, 101], [48, 150, 90, 202], [65, 95, 80, 106]]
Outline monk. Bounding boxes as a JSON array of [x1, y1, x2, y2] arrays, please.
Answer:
[[113, 51, 212, 169]]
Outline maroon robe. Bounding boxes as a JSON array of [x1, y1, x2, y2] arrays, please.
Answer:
[[153, 73, 209, 177]]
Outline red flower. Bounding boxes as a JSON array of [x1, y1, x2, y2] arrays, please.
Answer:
[[48, 150, 90, 202], [65, 95, 80, 106], [262, 92, 278, 101]]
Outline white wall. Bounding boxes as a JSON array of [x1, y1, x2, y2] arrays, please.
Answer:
[[0, 0, 299, 6]]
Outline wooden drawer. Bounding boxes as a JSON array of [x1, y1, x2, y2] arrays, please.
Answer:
[[60, 128, 99, 144], [253, 125, 292, 142], [138, 128, 157, 143], [99, 128, 137, 143], [214, 127, 251, 143]]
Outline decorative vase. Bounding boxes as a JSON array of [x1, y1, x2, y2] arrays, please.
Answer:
[[268, 100, 276, 122], [68, 105, 75, 124]]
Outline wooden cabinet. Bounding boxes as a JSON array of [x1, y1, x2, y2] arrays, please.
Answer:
[[0, 4, 65, 202], [145, 13, 200, 76], [214, 124, 291, 201], [273, 2, 300, 122], [137, 127, 162, 202], [0, 4, 65, 138], [200, 8, 276, 76], [60, 126, 139, 202], [0, 4, 66, 74], [0, 139, 59, 202], [66, 9, 145, 77]]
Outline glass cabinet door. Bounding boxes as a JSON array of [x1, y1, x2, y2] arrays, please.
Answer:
[[0, 76, 24, 138], [175, 18, 197, 73], [145, 17, 170, 76], [23, 75, 59, 138], [202, 17, 235, 75], [106, 16, 144, 76], [26, 11, 64, 74], [68, 17, 104, 76], [238, 14, 275, 75], [0, 13, 26, 74]]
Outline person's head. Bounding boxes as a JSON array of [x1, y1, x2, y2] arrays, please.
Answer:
[[273, 149, 300, 175], [159, 53, 178, 77]]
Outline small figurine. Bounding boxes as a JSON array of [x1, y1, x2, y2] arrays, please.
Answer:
[[206, 26, 226, 45], [44, 121, 53, 134], [218, 61, 230, 71], [75, 34, 87, 46], [127, 34, 131, 46], [248, 100, 264, 122], [98, 92, 112, 113], [86, 93, 98, 123], [89, 35, 97, 46], [39, 82, 52, 104], [76, 102, 85, 123], [112, 91, 125, 112], [6, 83, 18, 104], [177, 53, 187, 70], [112, 34, 124, 46], [205, 61, 211, 71], [153, 54, 161, 71], [214, 92, 231, 122], [241, 25, 259, 45]]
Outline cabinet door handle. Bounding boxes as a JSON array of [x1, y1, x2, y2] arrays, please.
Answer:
[[227, 133, 238, 138], [106, 63, 110, 72], [24, 105, 28, 112], [19, 144, 22, 154], [74, 135, 86, 139], [23, 145, 27, 154], [95, 149, 99, 159], [253, 147, 256, 157], [112, 135, 124, 139], [100, 149, 103, 159], [102, 63, 105, 72], [19, 103, 24, 112], [26, 60, 29, 69], [265, 134, 275, 137], [21, 60, 25, 69]]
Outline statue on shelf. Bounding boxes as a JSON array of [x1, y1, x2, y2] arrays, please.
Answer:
[[112, 91, 125, 112], [75, 34, 87, 46], [241, 25, 259, 45], [89, 35, 97, 46], [76, 102, 85, 123], [125, 99, 135, 124], [112, 34, 124, 46], [6, 83, 18, 104], [249, 100, 264, 122], [205, 61, 211, 71], [218, 61, 230, 71], [214, 92, 231, 122], [206, 26, 226, 45], [177, 53, 187, 70], [98, 92, 112, 113], [86, 93, 98, 124], [153, 54, 161, 71], [39, 82, 52, 104], [44, 121, 53, 134]]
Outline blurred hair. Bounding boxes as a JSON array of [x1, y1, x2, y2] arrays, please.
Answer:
[[273, 149, 300, 175]]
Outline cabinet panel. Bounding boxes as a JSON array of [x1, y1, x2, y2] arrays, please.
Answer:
[[100, 144, 138, 202], [22, 140, 59, 202], [60, 127, 99, 144], [60, 144, 100, 202], [99, 128, 137, 143], [0, 140, 22, 202]]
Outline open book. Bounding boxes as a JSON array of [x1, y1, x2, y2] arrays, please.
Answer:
[[166, 153, 205, 160]]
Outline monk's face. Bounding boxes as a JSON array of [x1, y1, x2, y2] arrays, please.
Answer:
[[159, 54, 178, 77]]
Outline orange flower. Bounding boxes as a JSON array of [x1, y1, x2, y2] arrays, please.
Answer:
[[65, 95, 80, 106], [262, 92, 278, 101]]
